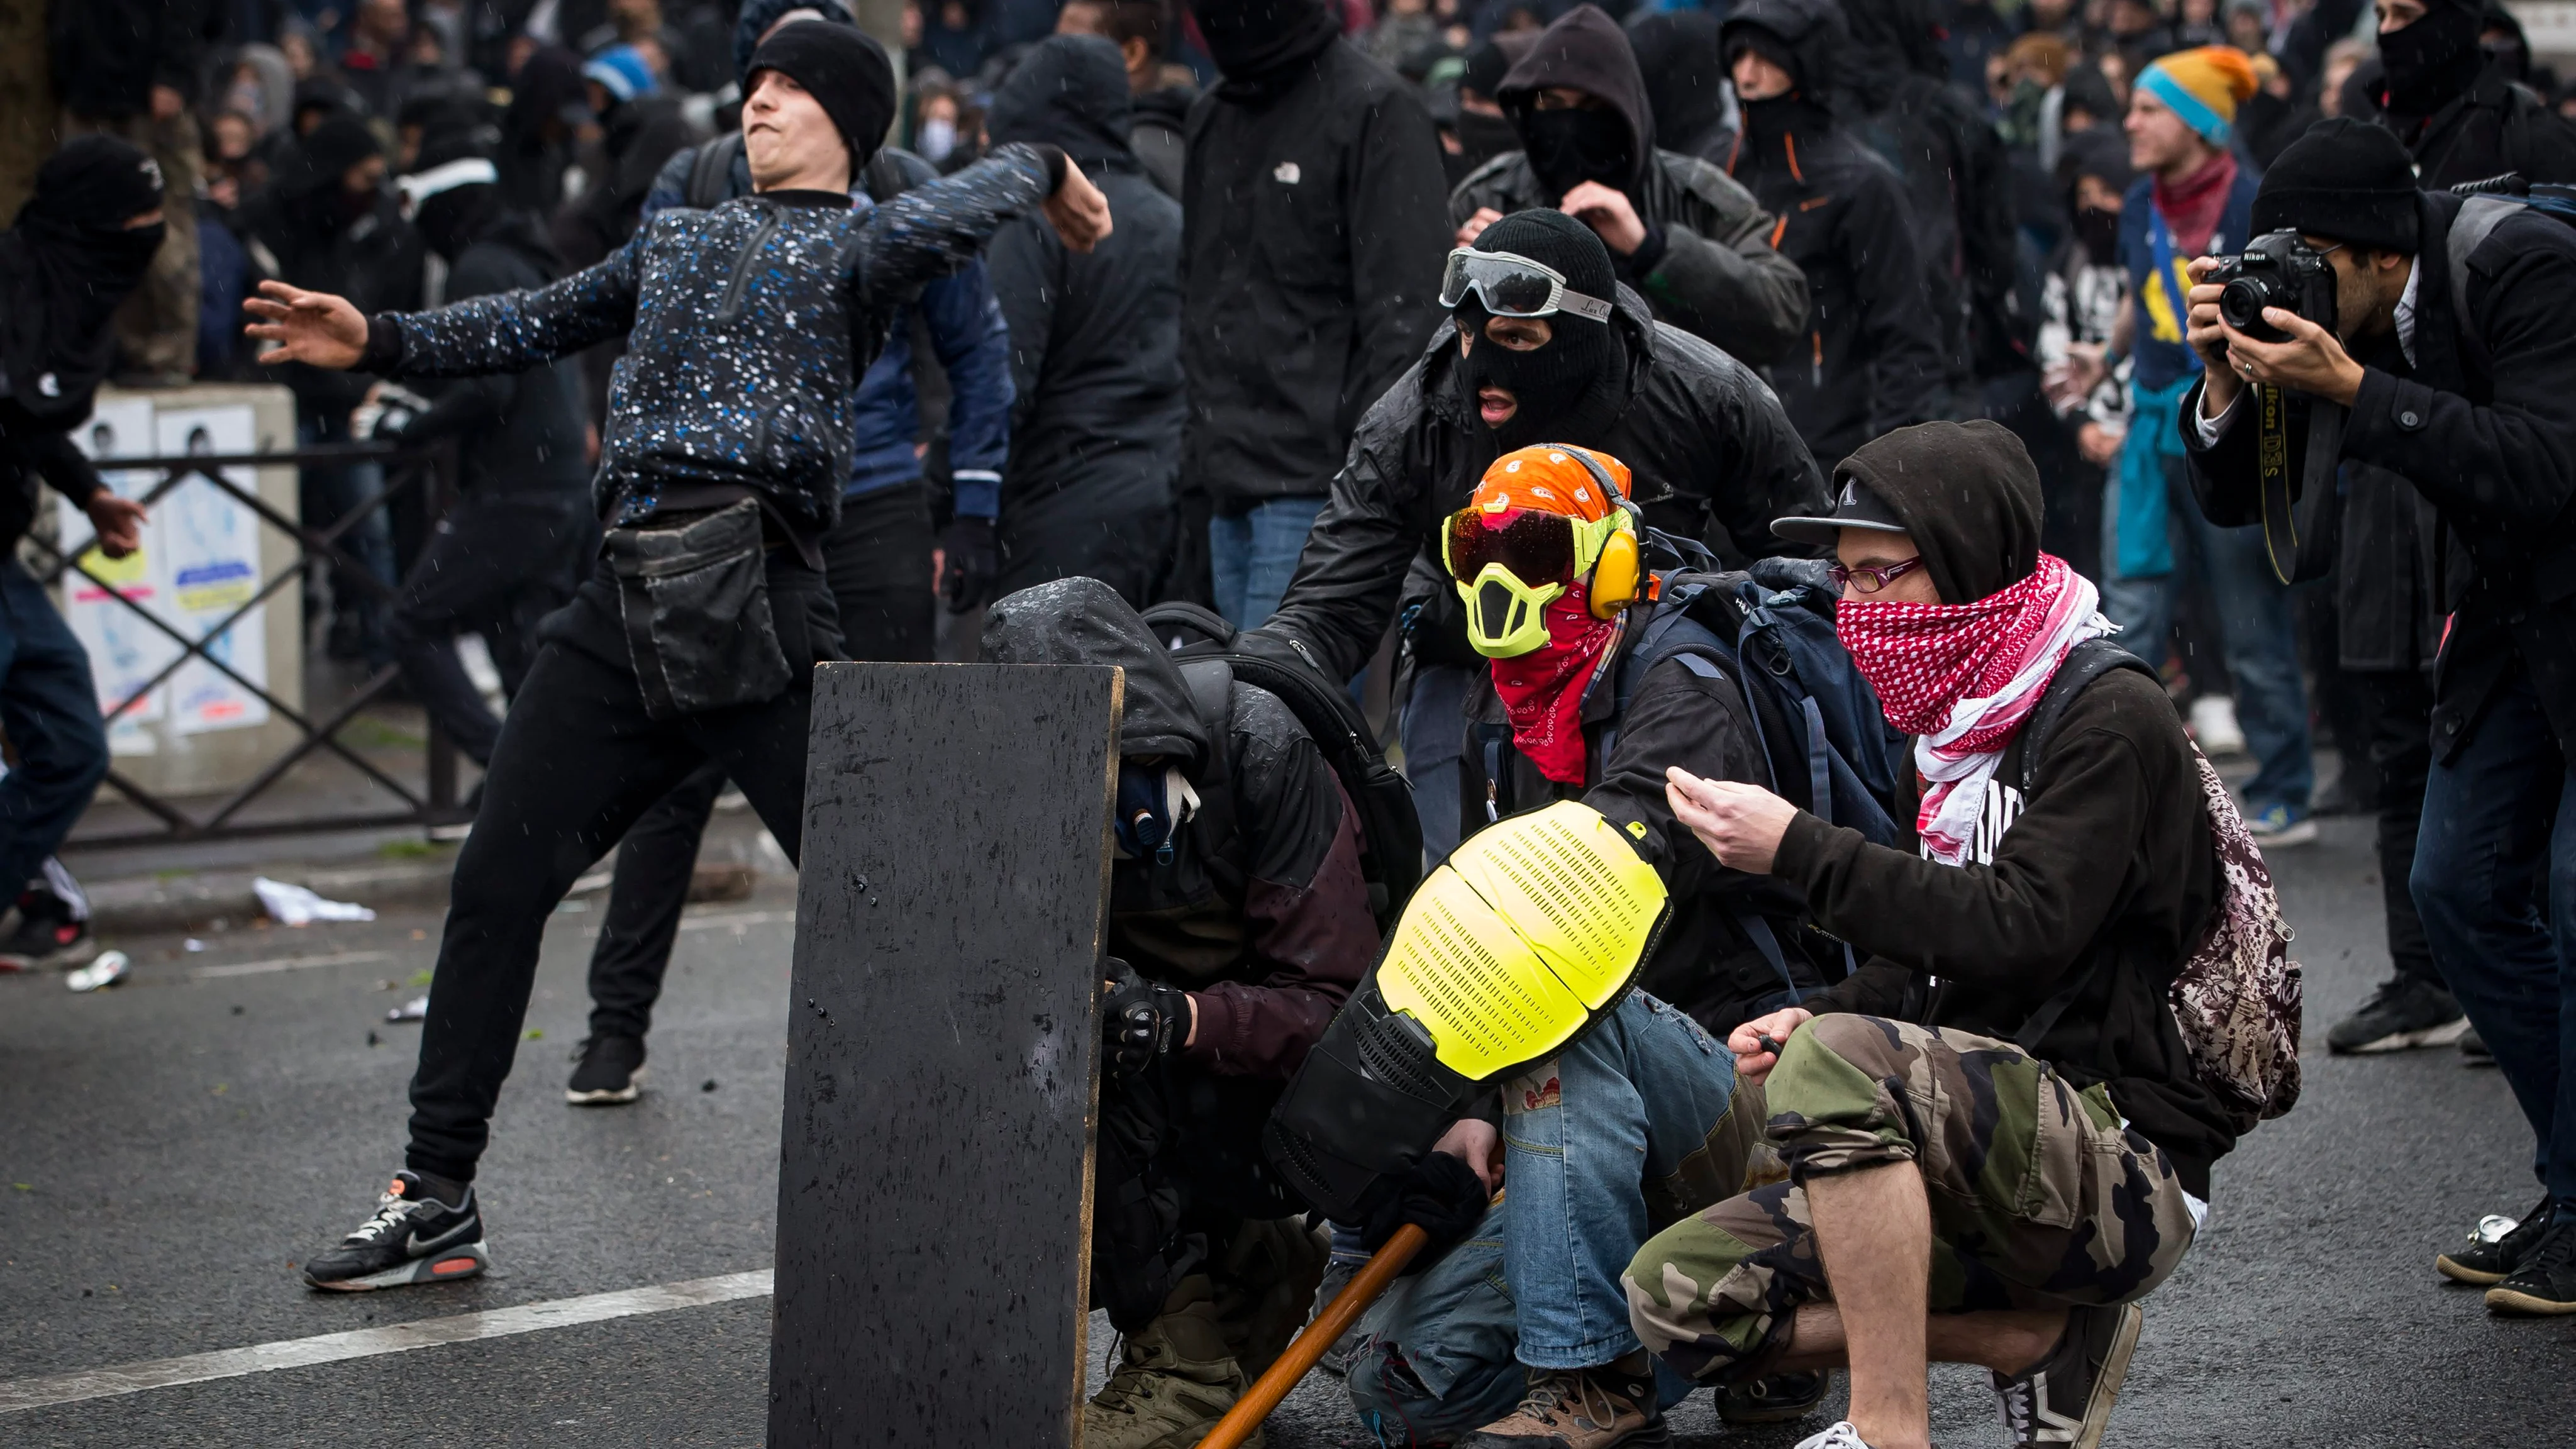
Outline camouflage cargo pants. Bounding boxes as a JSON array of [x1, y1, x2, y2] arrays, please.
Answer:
[[1623, 1014, 2201, 1385]]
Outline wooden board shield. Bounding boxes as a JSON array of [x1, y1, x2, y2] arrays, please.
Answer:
[[769, 661, 1121, 1449]]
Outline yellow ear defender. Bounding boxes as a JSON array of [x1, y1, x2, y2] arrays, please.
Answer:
[[1560, 448, 1644, 620]]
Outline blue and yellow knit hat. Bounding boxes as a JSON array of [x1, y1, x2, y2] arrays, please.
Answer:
[[2136, 46, 2259, 145]]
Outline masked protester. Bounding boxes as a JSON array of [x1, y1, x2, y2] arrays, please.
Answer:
[[1180, 0, 1450, 628], [1718, 0, 1948, 466], [566, 1, 1027, 1115], [252, 21, 1114, 1294], [2035, 126, 2135, 579], [982, 35, 1184, 606], [1627, 9, 1735, 165], [1342, 443, 1841, 1441], [1253, 208, 1821, 889], [378, 133, 593, 772], [1453, 34, 1537, 178], [1449, 4, 1807, 369], [2367, 0, 2576, 187], [0, 137, 162, 969], [979, 577, 1376, 1449], [1634, 421, 2243, 1449]]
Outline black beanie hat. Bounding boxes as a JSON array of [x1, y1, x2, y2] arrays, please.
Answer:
[[301, 115, 384, 186], [1474, 208, 1618, 315], [16, 136, 163, 232], [2251, 116, 2423, 253], [747, 21, 897, 162]]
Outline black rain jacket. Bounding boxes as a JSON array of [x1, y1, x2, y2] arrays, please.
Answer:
[[1182, 35, 1452, 510], [2184, 191, 2576, 769], [1253, 284, 1828, 686], [391, 210, 589, 500], [1450, 5, 1809, 369]]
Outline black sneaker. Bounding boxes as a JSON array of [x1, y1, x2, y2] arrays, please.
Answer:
[[1721, 1368, 1831, 1424], [2326, 979, 2468, 1055], [2487, 1213, 2576, 1316], [1989, 1302, 2142, 1448], [303, 1171, 489, 1291], [2462, 1028, 2494, 1066], [2437, 1195, 2553, 1285], [566, 1035, 646, 1104], [0, 906, 96, 971]]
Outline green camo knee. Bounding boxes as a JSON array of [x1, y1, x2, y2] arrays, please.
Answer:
[[1765, 1016, 1916, 1165], [1623, 1214, 1770, 1364]]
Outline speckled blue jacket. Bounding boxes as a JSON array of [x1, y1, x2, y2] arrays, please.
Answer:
[[370, 143, 1059, 542]]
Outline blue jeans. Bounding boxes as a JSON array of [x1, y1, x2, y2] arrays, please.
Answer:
[[1209, 495, 1326, 630], [1344, 994, 1736, 1443], [1401, 662, 1470, 867], [0, 562, 109, 891], [2411, 670, 2576, 1212], [2100, 457, 2314, 814]]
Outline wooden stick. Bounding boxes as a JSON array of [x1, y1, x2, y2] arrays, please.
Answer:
[[1192, 1223, 1431, 1449]]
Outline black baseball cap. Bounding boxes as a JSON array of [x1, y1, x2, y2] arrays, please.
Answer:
[[1771, 474, 1910, 548]]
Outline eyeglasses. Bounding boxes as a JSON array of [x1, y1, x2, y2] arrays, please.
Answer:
[[1440, 248, 1615, 323], [1442, 506, 1623, 587], [1827, 556, 1926, 595]]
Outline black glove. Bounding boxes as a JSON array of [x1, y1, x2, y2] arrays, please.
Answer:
[[1360, 1150, 1491, 1259], [1100, 967, 1194, 1077], [938, 514, 999, 613]]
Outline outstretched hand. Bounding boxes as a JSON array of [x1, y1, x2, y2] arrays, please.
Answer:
[[1044, 160, 1112, 253], [243, 280, 369, 370]]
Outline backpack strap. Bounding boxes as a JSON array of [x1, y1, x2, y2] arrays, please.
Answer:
[[1175, 657, 1235, 739], [2448, 194, 2522, 328], [2014, 639, 2158, 797], [686, 133, 745, 209]]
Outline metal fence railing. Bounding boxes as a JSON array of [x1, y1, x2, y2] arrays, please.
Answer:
[[29, 441, 472, 848]]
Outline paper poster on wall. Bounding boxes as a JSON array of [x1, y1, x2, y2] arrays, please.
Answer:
[[64, 398, 175, 754], [153, 406, 270, 735]]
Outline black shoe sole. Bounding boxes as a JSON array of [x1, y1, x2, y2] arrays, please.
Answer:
[[1719, 1372, 1831, 1424], [304, 1240, 491, 1291]]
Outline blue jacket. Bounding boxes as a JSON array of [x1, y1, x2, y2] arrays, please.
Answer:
[[643, 142, 1014, 518], [2117, 164, 2262, 396], [374, 146, 1057, 540]]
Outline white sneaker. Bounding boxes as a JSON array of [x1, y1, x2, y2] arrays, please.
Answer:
[[2188, 696, 2246, 756], [1795, 1422, 1878, 1449]]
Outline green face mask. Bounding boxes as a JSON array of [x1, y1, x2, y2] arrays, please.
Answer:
[[1457, 562, 1564, 658]]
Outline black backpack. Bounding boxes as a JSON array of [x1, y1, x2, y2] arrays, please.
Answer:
[[1138, 602, 1424, 930]]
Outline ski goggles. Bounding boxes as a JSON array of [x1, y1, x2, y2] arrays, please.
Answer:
[[1442, 506, 1627, 657], [1439, 248, 1616, 323]]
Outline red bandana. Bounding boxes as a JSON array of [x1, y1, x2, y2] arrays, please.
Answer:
[[1835, 553, 2110, 863], [2151, 150, 2238, 257], [1491, 584, 1620, 786]]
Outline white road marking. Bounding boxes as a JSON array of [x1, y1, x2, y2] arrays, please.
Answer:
[[675, 910, 793, 931], [0, 1269, 773, 1414], [189, 950, 392, 979]]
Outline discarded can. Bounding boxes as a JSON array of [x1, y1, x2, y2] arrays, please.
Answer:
[[67, 952, 129, 992], [2470, 1213, 2521, 1246], [387, 994, 429, 1023]]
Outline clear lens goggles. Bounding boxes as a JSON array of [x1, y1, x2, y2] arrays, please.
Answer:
[[1440, 248, 1616, 323]]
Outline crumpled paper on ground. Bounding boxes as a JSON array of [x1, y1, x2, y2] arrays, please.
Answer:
[[253, 877, 377, 926]]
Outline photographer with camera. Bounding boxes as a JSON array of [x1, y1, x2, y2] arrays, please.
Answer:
[[2181, 116, 2576, 1315]]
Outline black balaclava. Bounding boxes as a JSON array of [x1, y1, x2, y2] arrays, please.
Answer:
[[1452, 209, 1628, 452], [408, 130, 511, 263], [2057, 128, 2134, 265], [2380, 0, 2485, 116], [296, 113, 384, 229], [1835, 420, 2043, 605], [1457, 35, 1536, 171], [0, 136, 165, 419], [1724, 23, 1833, 155], [1191, 0, 1340, 84], [747, 22, 897, 166], [1499, 5, 1655, 201]]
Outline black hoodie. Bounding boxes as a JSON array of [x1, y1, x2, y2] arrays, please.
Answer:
[[1774, 421, 2236, 1195], [980, 578, 1376, 1079], [984, 35, 1187, 587], [1721, 0, 1946, 466], [388, 203, 589, 499], [1448, 4, 1808, 370]]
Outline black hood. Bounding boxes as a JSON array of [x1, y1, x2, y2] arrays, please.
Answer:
[[1499, 4, 1656, 196], [980, 578, 1210, 767], [1192, 0, 1341, 86], [987, 34, 1137, 174], [1837, 0, 1946, 87], [0, 136, 164, 423], [1720, 0, 1850, 96], [1626, 11, 1729, 156], [1833, 419, 2043, 606]]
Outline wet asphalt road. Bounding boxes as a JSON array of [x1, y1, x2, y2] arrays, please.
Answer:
[[3, 814, 2571, 1448]]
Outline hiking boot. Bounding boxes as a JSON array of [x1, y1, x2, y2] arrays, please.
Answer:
[[1989, 1302, 2143, 1448], [1721, 1368, 1831, 1424], [1458, 1356, 1670, 1448], [2326, 978, 2468, 1055], [1307, 1252, 1367, 1377], [566, 1035, 646, 1104], [1084, 1276, 1253, 1449], [2485, 1213, 2576, 1315], [2438, 1196, 2553, 1285], [1211, 1215, 1330, 1380]]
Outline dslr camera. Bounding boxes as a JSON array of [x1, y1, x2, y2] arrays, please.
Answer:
[[2209, 230, 2338, 343]]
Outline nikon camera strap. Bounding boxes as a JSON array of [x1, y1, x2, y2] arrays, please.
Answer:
[[2253, 381, 2345, 586]]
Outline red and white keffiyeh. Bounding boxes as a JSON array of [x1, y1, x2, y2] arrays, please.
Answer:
[[1835, 553, 2115, 865]]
